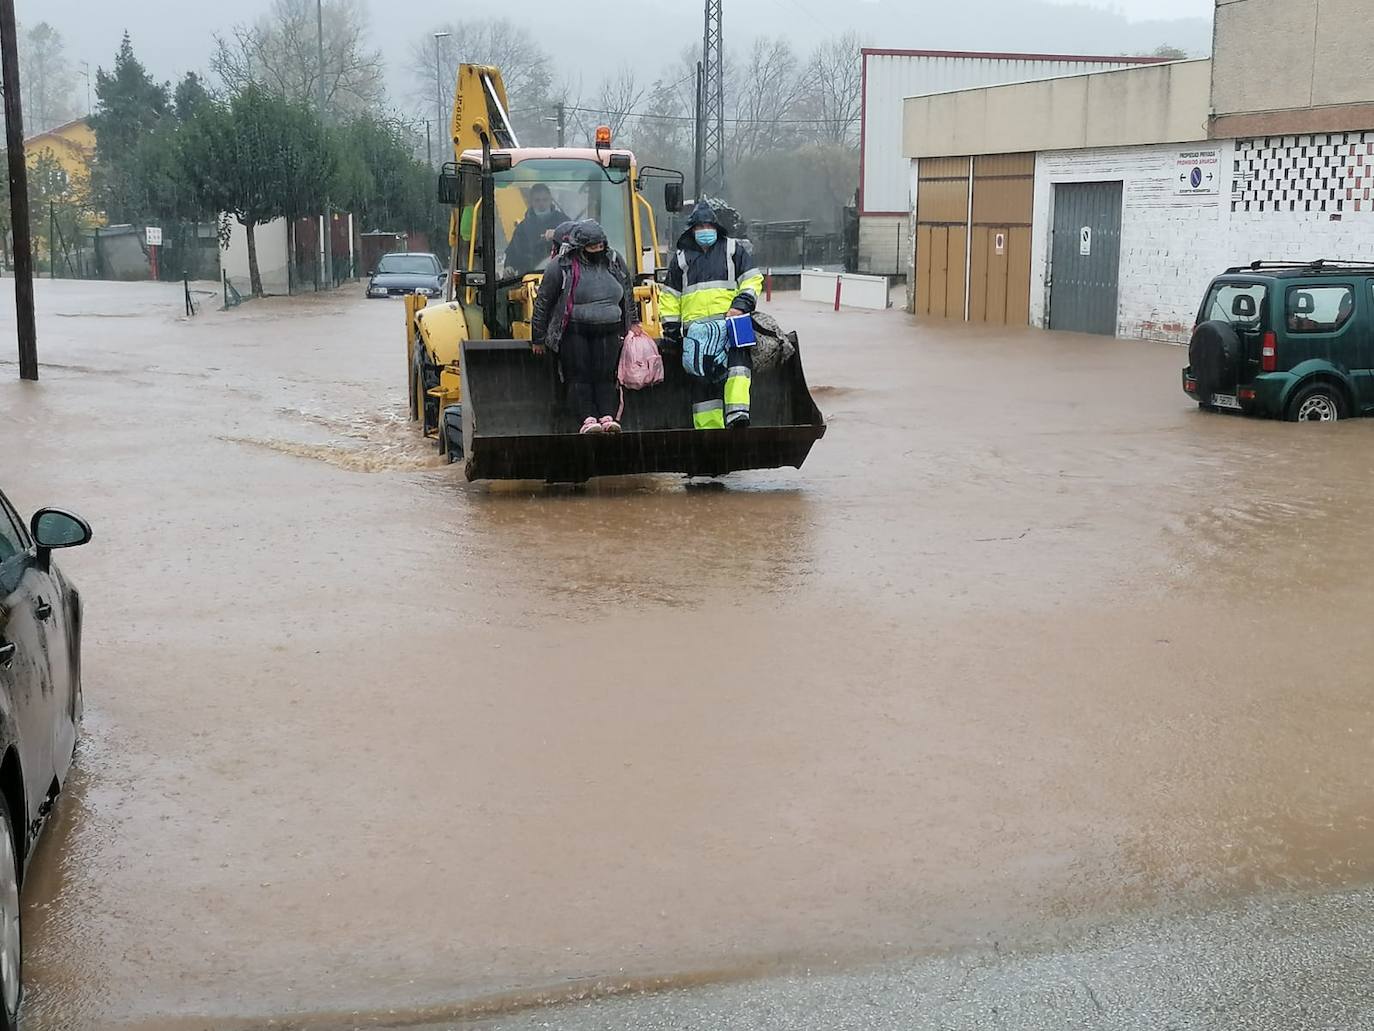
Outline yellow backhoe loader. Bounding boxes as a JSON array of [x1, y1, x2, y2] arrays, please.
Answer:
[[405, 64, 826, 482]]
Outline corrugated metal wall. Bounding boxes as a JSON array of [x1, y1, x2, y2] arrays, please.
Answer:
[[1048, 181, 1123, 335], [862, 52, 1139, 214], [913, 157, 968, 318], [914, 153, 1034, 324]]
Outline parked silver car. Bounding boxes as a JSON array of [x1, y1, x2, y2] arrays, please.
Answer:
[[0, 489, 91, 1029]]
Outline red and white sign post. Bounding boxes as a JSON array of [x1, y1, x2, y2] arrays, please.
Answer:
[[146, 226, 163, 280]]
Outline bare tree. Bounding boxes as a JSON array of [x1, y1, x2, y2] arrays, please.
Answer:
[[593, 67, 646, 142], [20, 23, 76, 132], [630, 65, 696, 169], [798, 31, 863, 146], [409, 19, 556, 146], [728, 38, 807, 158], [212, 0, 386, 119]]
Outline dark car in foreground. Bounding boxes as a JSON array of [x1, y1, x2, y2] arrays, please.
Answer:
[[0, 490, 90, 1029], [1184, 260, 1374, 421], [365, 252, 445, 299]]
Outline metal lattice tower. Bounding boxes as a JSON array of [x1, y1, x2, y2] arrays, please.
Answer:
[[702, 0, 726, 198]]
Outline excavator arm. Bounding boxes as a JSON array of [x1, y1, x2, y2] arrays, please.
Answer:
[[450, 65, 519, 156]]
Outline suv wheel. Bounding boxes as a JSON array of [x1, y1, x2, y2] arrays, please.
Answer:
[[1286, 382, 1347, 423], [1189, 321, 1242, 400]]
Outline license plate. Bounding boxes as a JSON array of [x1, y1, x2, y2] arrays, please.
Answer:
[[1211, 393, 1242, 411]]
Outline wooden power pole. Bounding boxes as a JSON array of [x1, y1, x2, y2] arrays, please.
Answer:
[[0, 0, 37, 380]]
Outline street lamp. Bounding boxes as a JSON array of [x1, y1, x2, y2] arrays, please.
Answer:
[[317, 0, 333, 287], [434, 31, 450, 167]]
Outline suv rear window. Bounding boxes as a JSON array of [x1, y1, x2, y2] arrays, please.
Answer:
[[1286, 285, 1354, 333], [1202, 282, 1266, 327]]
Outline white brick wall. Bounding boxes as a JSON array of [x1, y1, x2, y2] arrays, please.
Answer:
[[858, 215, 909, 276], [1031, 143, 1231, 342], [1030, 134, 1374, 342]]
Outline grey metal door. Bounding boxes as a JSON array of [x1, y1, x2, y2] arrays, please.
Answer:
[[1049, 182, 1123, 336]]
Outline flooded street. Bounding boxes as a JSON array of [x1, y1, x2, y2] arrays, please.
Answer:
[[2, 280, 1372, 1029]]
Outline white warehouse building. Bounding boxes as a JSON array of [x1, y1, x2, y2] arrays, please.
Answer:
[[897, 0, 1374, 341], [857, 48, 1161, 276]]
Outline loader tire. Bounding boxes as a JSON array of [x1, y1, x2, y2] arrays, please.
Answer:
[[442, 405, 463, 462], [415, 345, 441, 435]]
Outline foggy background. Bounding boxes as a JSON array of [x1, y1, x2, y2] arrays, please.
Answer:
[[28, 0, 1214, 119]]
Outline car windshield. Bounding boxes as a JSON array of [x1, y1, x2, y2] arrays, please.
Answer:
[[457, 158, 634, 279], [378, 255, 436, 275], [1202, 282, 1267, 327]]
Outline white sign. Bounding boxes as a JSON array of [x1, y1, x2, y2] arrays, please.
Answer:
[[145, 226, 163, 247], [1080, 227, 1092, 256], [994, 232, 1006, 256], [1176, 149, 1220, 195]]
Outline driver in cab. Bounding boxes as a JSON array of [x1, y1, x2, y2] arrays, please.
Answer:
[[505, 183, 568, 274]]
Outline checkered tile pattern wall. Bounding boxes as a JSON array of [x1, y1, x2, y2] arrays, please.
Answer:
[[1233, 133, 1374, 214]]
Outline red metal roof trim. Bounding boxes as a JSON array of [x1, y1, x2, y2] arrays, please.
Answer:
[[860, 48, 1170, 64]]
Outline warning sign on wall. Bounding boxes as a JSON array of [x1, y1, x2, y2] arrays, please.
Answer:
[[1176, 150, 1220, 195]]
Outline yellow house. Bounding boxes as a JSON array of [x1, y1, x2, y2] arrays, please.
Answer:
[[19, 119, 99, 266], [24, 118, 95, 184]]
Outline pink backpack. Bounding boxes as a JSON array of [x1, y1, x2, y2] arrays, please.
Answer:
[[618, 325, 664, 389]]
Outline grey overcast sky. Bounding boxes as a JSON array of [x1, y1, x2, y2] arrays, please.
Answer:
[[27, 0, 1216, 118]]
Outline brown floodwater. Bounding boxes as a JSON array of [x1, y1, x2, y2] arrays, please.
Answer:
[[1, 281, 1371, 1029]]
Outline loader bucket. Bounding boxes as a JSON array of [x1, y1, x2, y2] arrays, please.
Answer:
[[459, 337, 827, 482]]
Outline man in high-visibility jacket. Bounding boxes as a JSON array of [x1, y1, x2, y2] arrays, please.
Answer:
[[661, 201, 765, 429]]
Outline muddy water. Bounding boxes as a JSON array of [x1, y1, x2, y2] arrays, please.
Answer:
[[2, 281, 1372, 1028]]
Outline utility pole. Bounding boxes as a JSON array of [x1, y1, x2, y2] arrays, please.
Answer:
[[434, 31, 450, 162], [702, 0, 725, 198], [556, 102, 566, 148], [425, 118, 432, 168], [80, 61, 92, 117], [0, 0, 37, 381], [693, 61, 705, 202], [49, 202, 55, 279], [316, 0, 333, 288]]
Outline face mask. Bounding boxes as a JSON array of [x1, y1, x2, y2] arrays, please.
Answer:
[[694, 228, 718, 248]]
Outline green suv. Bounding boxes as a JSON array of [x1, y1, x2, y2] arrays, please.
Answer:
[[1183, 261, 1374, 421]]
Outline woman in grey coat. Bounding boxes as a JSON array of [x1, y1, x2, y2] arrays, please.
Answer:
[[531, 220, 633, 434]]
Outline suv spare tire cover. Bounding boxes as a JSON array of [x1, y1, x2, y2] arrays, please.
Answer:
[[1189, 320, 1242, 398]]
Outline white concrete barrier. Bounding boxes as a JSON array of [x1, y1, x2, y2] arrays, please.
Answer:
[[799, 269, 891, 310]]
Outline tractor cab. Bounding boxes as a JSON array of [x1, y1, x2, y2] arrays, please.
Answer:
[[444, 148, 664, 341]]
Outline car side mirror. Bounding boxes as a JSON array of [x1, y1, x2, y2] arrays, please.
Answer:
[[664, 182, 683, 213], [367, 269, 376, 277], [31, 508, 91, 571]]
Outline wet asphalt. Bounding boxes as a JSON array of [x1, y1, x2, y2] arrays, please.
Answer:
[[1, 280, 1371, 1030]]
